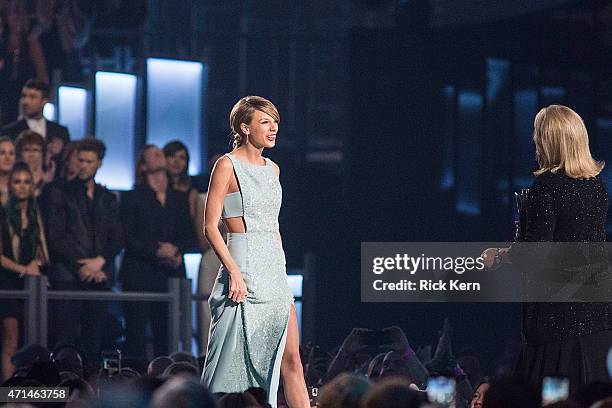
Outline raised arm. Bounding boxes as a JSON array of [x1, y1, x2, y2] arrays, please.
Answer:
[[205, 156, 247, 303]]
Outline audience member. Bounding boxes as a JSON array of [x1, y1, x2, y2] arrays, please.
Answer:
[[318, 372, 372, 408], [147, 356, 173, 378], [46, 138, 122, 371], [151, 376, 216, 408], [50, 344, 84, 378], [1, 79, 70, 143], [217, 391, 259, 408], [15, 130, 47, 196], [120, 144, 194, 360], [162, 361, 200, 378], [8, 344, 50, 378], [362, 377, 425, 408], [0, 136, 16, 205], [0, 162, 48, 380], [170, 351, 198, 366], [163, 140, 199, 218]]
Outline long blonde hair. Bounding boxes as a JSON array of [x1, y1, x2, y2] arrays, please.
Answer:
[[533, 105, 604, 179], [229, 96, 280, 150]]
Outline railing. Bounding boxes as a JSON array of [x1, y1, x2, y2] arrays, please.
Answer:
[[0, 276, 193, 353], [0, 253, 317, 353]]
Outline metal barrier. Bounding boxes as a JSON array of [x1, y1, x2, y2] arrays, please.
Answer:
[[0, 276, 193, 353]]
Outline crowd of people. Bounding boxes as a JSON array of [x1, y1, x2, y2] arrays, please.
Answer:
[[0, 78, 212, 382], [1, 319, 612, 408]]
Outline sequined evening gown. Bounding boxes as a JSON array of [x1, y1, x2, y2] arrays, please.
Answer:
[[201, 153, 294, 407], [511, 171, 612, 391]]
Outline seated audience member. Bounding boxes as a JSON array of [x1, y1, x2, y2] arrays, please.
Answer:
[[0, 137, 16, 206], [162, 362, 199, 378], [1, 79, 70, 144], [151, 376, 216, 408], [170, 351, 198, 366], [318, 373, 372, 408], [51, 344, 85, 378], [0, 162, 49, 380], [217, 391, 259, 408], [362, 377, 426, 408], [15, 130, 47, 196], [46, 138, 122, 372], [147, 356, 173, 378]]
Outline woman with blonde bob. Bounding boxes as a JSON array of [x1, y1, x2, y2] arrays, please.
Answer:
[[482, 105, 611, 390], [532, 104, 604, 179], [201, 96, 309, 407]]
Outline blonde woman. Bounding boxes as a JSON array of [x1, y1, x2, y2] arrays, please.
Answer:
[[483, 105, 611, 389], [0, 138, 17, 206], [201, 96, 309, 407]]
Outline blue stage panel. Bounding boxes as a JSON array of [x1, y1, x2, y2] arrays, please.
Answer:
[[94, 71, 138, 190], [58, 86, 88, 140], [146, 58, 207, 175]]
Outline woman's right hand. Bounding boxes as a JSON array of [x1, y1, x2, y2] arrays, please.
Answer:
[[227, 270, 248, 303], [24, 261, 41, 276]]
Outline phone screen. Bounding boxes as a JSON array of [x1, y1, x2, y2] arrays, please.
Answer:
[[542, 376, 569, 405], [308, 386, 319, 407], [427, 376, 455, 408], [101, 350, 121, 376]]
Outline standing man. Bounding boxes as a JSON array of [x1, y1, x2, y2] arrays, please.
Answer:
[[0, 79, 70, 149], [120, 145, 195, 360], [46, 138, 122, 369]]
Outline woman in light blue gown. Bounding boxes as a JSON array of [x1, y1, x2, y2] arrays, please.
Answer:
[[201, 96, 310, 408]]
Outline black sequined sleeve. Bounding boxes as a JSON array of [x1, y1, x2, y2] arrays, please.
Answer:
[[523, 175, 557, 242]]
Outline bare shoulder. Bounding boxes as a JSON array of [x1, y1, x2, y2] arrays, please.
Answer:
[[212, 155, 233, 174], [268, 159, 280, 176]]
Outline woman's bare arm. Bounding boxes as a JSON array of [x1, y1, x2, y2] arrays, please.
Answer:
[[204, 156, 247, 302]]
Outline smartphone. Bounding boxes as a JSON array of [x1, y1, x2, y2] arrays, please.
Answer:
[[427, 376, 456, 408], [542, 376, 569, 405], [307, 386, 319, 407], [101, 349, 122, 377]]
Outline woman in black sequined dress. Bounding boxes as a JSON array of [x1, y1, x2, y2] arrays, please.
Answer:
[[484, 105, 612, 390]]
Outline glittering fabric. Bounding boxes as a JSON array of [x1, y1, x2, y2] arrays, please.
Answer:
[[513, 171, 612, 389], [201, 153, 293, 408]]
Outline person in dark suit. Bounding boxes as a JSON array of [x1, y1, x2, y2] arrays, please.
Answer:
[[46, 138, 122, 369], [0, 79, 70, 150], [119, 144, 195, 360]]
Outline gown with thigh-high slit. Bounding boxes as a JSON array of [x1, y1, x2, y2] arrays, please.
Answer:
[[201, 153, 294, 407]]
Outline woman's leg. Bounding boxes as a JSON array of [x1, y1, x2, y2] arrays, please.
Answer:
[[1, 317, 18, 380], [281, 305, 310, 408]]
